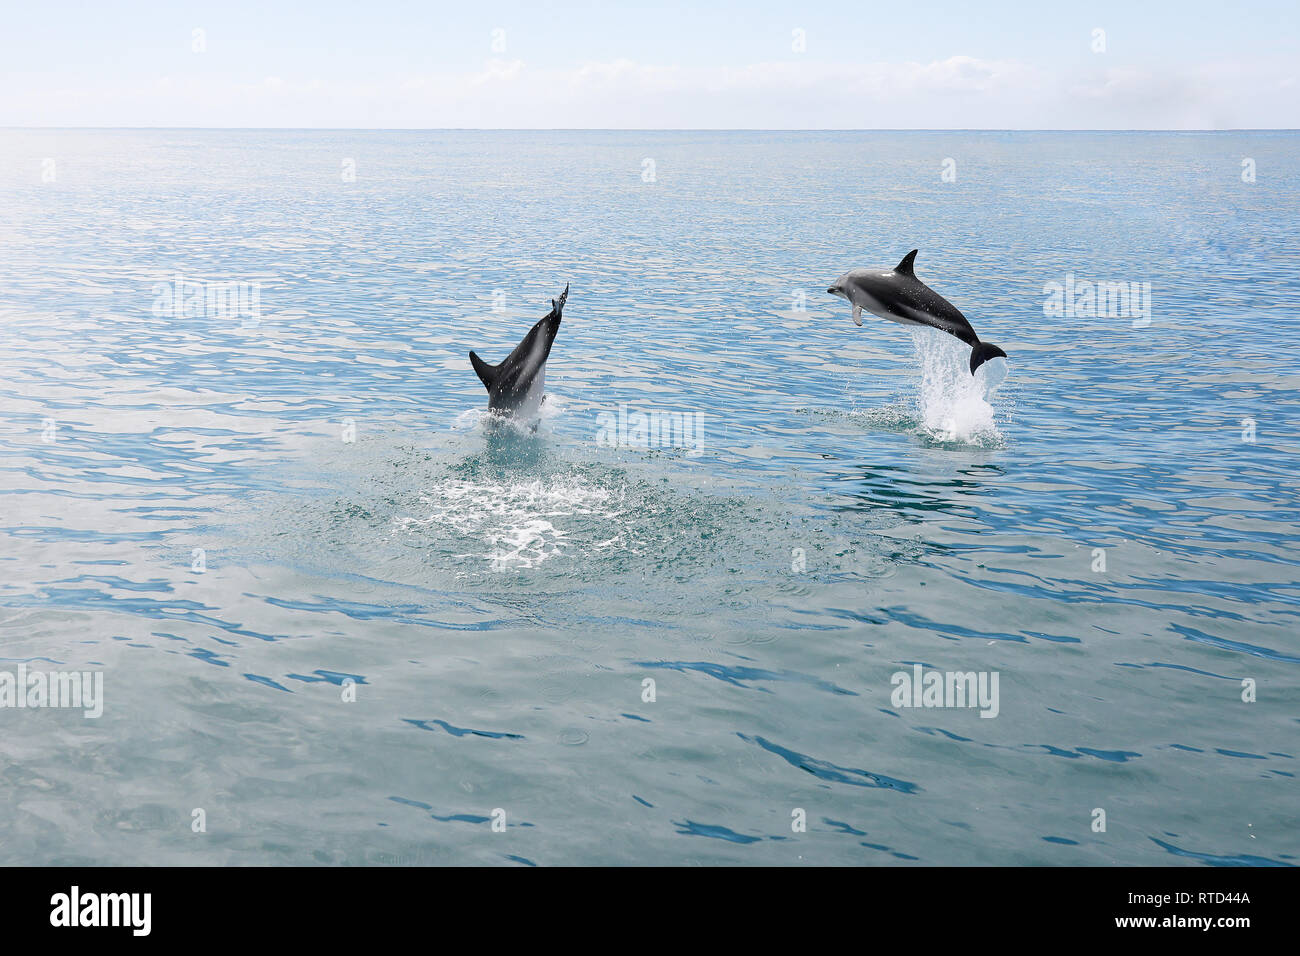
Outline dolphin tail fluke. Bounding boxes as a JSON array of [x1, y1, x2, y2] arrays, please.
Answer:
[[469, 350, 498, 390], [969, 342, 1007, 375]]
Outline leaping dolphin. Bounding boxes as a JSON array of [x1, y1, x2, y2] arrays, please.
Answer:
[[827, 251, 1006, 375], [469, 284, 568, 418]]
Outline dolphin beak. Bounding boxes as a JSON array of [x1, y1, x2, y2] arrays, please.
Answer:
[[827, 287, 837, 295]]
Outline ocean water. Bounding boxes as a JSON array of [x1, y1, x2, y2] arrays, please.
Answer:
[[0, 130, 1296, 866]]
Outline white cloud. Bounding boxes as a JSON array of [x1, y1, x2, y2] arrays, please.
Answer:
[[6, 55, 1297, 128]]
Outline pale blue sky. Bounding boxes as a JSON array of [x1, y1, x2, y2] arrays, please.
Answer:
[[4, 1, 1297, 127]]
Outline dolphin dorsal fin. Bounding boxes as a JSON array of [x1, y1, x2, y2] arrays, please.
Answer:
[[469, 350, 498, 390], [896, 249, 918, 276]]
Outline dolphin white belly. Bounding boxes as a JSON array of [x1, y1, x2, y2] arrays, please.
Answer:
[[518, 366, 546, 418]]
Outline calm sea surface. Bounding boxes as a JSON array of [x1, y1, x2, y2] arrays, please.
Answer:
[[0, 130, 1296, 865]]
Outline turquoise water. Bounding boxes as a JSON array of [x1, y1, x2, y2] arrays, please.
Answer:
[[0, 130, 1296, 866]]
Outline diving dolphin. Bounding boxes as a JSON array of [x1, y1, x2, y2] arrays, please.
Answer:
[[469, 284, 568, 418], [827, 251, 1006, 375]]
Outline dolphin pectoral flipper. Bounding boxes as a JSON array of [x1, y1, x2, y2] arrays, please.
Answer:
[[469, 350, 498, 390], [852, 304, 863, 326]]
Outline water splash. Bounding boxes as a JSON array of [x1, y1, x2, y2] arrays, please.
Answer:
[[909, 328, 1007, 446], [451, 392, 566, 435]]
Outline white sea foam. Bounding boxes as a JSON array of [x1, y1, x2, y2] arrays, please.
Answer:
[[397, 477, 626, 569]]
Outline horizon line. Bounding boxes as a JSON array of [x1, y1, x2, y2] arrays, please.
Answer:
[[5, 126, 1299, 133]]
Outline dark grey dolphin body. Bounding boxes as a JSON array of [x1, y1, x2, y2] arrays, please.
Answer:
[[470, 284, 568, 418], [828, 251, 1006, 374]]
